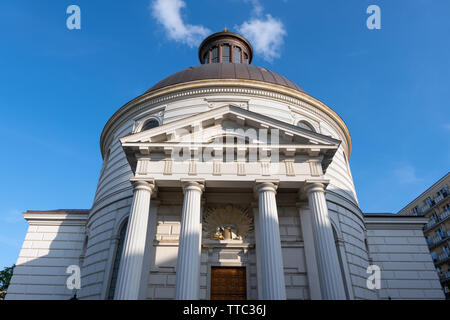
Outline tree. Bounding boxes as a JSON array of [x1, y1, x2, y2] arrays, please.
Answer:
[[0, 265, 15, 300]]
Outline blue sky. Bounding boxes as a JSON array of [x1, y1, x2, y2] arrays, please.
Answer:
[[0, 0, 449, 268]]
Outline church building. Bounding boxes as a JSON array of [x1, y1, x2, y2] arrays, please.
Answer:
[[6, 31, 445, 300]]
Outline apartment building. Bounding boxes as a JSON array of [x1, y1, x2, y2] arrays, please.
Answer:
[[398, 172, 450, 299]]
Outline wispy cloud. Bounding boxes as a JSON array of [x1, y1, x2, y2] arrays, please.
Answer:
[[237, 1, 287, 62], [246, 0, 264, 16], [393, 165, 421, 184], [150, 0, 211, 48]]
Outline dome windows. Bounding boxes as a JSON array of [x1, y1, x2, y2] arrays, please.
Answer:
[[222, 45, 231, 63], [141, 118, 160, 131], [203, 44, 247, 64], [211, 47, 219, 63], [199, 30, 253, 65], [203, 52, 209, 64], [233, 47, 241, 63]]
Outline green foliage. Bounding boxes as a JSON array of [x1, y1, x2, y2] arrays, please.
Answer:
[[0, 265, 15, 300]]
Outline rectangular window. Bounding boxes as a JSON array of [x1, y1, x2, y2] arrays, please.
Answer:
[[211, 47, 219, 63], [222, 45, 231, 63], [233, 47, 241, 63]]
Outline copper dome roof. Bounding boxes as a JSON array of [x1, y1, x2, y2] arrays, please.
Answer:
[[146, 63, 304, 93]]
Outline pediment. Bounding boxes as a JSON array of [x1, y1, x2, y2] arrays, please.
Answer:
[[120, 106, 341, 172], [121, 105, 340, 146]]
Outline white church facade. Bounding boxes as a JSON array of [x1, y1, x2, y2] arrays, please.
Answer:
[[6, 31, 444, 300]]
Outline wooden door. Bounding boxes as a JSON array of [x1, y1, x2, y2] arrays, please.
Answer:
[[210, 267, 247, 300]]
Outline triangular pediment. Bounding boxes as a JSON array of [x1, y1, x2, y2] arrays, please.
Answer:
[[121, 105, 340, 146], [121, 106, 341, 172]]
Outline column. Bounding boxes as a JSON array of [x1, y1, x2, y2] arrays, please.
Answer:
[[304, 182, 346, 300], [297, 203, 322, 300], [255, 181, 286, 300], [252, 203, 263, 300], [175, 180, 204, 300], [115, 180, 155, 300]]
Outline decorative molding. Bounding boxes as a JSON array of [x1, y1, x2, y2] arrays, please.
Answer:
[[284, 160, 295, 176], [204, 98, 250, 110], [163, 159, 173, 175], [100, 81, 352, 160], [203, 204, 253, 240], [213, 161, 221, 176], [237, 162, 246, 176], [188, 160, 197, 175], [364, 215, 428, 230], [309, 160, 322, 177], [260, 161, 270, 176], [136, 158, 150, 175], [132, 106, 166, 133], [23, 210, 89, 226]]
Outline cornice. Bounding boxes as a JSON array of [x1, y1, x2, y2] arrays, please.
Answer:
[[364, 215, 428, 230], [24, 210, 89, 226], [100, 79, 352, 160]]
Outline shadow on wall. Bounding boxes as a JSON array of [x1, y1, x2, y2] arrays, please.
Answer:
[[5, 185, 363, 300], [5, 219, 88, 300]]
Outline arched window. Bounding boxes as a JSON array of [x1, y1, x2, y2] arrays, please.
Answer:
[[107, 220, 128, 300], [297, 120, 315, 132], [141, 119, 159, 131]]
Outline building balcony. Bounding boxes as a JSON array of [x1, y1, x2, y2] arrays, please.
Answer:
[[420, 192, 448, 215], [423, 209, 450, 232], [428, 231, 450, 249], [440, 271, 450, 283], [436, 251, 450, 266], [422, 203, 432, 214], [424, 219, 439, 231]]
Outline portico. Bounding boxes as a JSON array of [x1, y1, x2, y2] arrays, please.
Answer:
[[113, 106, 347, 300]]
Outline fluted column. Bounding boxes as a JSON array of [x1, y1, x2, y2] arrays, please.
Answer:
[[255, 181, 286, 300], [115, 180, 155, 300], [175, 180, 204, 300], [304, 182, 346, 300]]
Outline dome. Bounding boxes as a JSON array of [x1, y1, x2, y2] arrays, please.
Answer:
[[146, 63, 305, 93], [146, 29, 304, 94]]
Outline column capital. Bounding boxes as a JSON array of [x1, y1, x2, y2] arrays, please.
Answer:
[[130, 179, 155, 193], [303, 180, 330, 196], [254, 180, 279, 195], [181, 179, 205, 194]]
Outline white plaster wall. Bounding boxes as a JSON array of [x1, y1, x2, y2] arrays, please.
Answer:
[[147, 204, 181, 300], [366, 227, 445, 299], [278, 206, 309, 300], [79, 197, 132, 299], [83, 85, 364, 299], [6, 224, 86, 300], [326, 193, 376, 300]]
